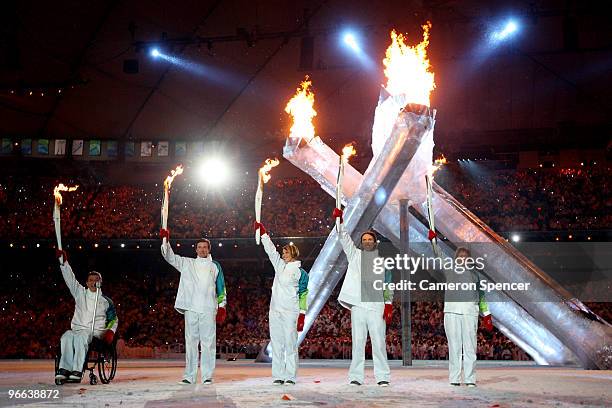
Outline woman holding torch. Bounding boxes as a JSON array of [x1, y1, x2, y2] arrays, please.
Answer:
[[254, 221, 309, 385]]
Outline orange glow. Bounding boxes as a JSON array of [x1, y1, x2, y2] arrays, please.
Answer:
[[259, 158, 280, 183], [383, 22, 435, 105], [430, 154, 447, 176], [53, 184, 79, 205], [341, 144, 357, 163], [285, 77, 317, 143], [164, 165, 184, 190]]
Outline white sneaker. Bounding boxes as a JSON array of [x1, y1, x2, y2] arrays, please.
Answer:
[[202, 379, 213, 385], [178, 379, 193, 385], [466, 383, 477, 388]]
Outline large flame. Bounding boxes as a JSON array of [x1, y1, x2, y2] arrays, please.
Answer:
[[430, 154, 448, 176], [54, 183, 79, 205], [285, 77, 317, 143], [164, 165, 184, 189], [383, 22, 435, 105], [341, 144, 357, 163], [259, 158, 280, 183]]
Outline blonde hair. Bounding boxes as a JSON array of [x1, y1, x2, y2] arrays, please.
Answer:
[[283, 243, 300, 260]]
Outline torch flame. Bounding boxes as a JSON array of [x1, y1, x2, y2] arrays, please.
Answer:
[[341, 144, 357, 163], [430, 154, 448, 176], [259, 158, 280, 184], [164, 165, 184, 189], [53, 184, 79, 205], [383, 22, 435, 106], [285, 76, 317, 143]]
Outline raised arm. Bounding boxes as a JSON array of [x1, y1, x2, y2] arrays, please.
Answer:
[[160, 240, 187, 272], [338, 227, 359, 261], [59, 261, 84, 300], [256, 222, 285, 273]]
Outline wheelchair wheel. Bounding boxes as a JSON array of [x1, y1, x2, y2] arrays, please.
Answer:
[[98, 345, 117, 384]]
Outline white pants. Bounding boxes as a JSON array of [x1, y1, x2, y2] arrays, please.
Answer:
[[348, 305, 390, 383], [59, 329, 92, 372], [184, 310, 216, 383], [269, 310, 299, 382], [444, 312, 478, 384]]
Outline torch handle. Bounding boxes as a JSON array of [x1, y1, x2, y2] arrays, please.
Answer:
[[255, 177, 263, 245], [161, 188, 169, 230], [53, 204, 63, 252]]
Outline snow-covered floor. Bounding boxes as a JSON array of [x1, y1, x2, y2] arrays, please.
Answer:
[[0, 359, 610, 407]]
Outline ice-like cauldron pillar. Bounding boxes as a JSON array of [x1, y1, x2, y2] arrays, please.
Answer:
[[284, 104, 434, 347], [285, 91, 611, 368]]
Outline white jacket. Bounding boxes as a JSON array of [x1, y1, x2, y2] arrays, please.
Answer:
[[338, 229, 392, 312], [161, 241, 227, 314], [261, 234, 309, 314], [443, 268, 490, 316], [60, 262, 118, 337]]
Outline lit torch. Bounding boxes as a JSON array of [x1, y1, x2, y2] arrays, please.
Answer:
[[285, 76, 317, 145], [255, 158, 280, 244], [53, 183, 79, 258], [425, 154, 447, 255], [161, 165, 184, 240], [336, 144, 356, 231]]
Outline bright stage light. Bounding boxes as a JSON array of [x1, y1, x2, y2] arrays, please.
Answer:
[[150, 48, 161, 58], [198, 157, 230, 186], [492, 19, 519, 42], [511, 234, 521, 242], [343, 32, 360, 52]]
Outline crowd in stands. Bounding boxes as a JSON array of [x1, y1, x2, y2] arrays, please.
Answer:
[[0, 261, 558, 360], [0, 165, 610, 240]]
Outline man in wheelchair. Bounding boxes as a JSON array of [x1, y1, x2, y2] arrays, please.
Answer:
[[55, 250, 118, 382]]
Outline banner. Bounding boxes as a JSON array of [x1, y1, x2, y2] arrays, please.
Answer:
[[72, 139, 84, 156], [107, 140, 118, 157], [175, 141, 187, 156], [89, 140, 101, 156], [54, 139, 66, 155], [37, 139, 49, 155], [141, 141, 152, 157], [125, 141, 135, 157], [21, 139, 32, 155], [157, 141, 169, 157]]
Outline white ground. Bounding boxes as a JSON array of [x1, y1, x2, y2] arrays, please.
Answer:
[[0, 359, 610, 407]]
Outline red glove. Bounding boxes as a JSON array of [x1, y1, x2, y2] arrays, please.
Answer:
[[102, 329, 114, 344], [160, 228, 170, 240], [481, 314, 493, 332], [383, 304, 393, 325], [297, 313, 305, 332], [332, 208, 343, 224], [253, 221, 267, 236], [55, 249, 68, 264], [428, 229, 437, 241], [216, 307, 226, 324]]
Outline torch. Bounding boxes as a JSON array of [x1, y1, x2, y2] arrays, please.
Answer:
[[53, 183, 79, 261], [161, 165, 184, 242], [336, 144, 356, 231], [255, 158, 279, 244], [425, 155, 446, 256]]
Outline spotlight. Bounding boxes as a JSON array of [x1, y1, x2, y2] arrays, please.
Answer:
[[198, 157, 230, 186], [150, 48, 161, 58], [492, 19, 519, 42], [511, 234, 520, 242], [343, 32, 360, 52]]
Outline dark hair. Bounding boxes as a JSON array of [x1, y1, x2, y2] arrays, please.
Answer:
[[360, 230, 378, 242], [455, 247, 471, 258], [196, 238, 211, 250]]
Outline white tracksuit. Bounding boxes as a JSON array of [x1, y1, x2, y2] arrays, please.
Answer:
[[443, 268, 490, 384], [161, 242, 227, 383], [261, 234, 309, 382], [58, 262, 118, 373], [338, 229, 392, 384]]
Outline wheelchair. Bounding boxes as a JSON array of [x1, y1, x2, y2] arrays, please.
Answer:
[[54, 333, 118, 385]]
